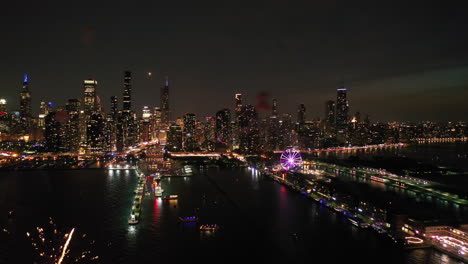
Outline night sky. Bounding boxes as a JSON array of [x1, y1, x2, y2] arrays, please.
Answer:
[[1, 1, 468, 122]]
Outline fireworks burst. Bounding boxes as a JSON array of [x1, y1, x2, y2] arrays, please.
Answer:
[[27, 217, 99, 263]]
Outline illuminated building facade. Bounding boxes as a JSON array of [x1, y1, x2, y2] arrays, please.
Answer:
[[0, 99, 6, 114], [266, 98, 280, 151], [167, 125, 182, 151], [0, 99, 9, 140], [19, 74, 32, 133], [336, 87, 349, 131], [215, 108, 231, 149], [38, 101, 51, 129], [87, 112, 105, 152], [183, 113, 197, 151], [238, 104, 259, 154], [65, 99, 81, 152], [279, 113, 294, 149], [272, 98, 278, 118], [336, 87, 349, 144], [160, 77, 170, 122], [83, 79, 98, 114], [123, 71, 132, 114], [45, 111, 62, 152], [203, 116, 216, 151], [235, 93, 242, 120], [140, 106, 152, 142], [104, 114, 115, 152]]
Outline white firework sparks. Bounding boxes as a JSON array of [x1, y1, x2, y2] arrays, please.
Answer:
[[25, 217, 99, 264]]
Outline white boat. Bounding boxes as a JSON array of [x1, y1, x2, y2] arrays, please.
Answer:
[[155, 186, 164, 197], [128, 213, 139, 224]]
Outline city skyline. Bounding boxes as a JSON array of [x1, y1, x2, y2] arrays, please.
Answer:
[[1, 2, 468, 263], [2, 2, 468, 121], [1, 72, 468, 123]]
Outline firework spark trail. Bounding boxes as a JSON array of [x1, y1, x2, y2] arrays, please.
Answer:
[[24, 218, 98, 263], [57, 228, 75, 264]]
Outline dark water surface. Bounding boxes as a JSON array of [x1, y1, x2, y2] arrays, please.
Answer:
[[0, 165, 463, 264]]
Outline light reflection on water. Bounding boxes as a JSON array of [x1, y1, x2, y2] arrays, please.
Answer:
[[0, 166, 464, 264]]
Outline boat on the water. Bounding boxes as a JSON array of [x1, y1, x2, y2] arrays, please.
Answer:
[[348, 217, 369, 228], [200, 224, 219, 231], [178, 216, 198, 222], [154, 186, 164, 197], [128, 212, 139, 224], [164, 195, 178, 200]]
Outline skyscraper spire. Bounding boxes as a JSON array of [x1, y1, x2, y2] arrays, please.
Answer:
[[20, 73, 32, 133], [23, 73, 29, 84]]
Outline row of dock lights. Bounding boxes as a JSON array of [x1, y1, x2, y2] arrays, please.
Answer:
[[129, 171, 146, 225], [108, 164, 131, 169]]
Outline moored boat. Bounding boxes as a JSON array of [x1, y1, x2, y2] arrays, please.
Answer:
[[164, 195, 178, 200], [200, 224, 219, 231], [178, 216, 198, 222]]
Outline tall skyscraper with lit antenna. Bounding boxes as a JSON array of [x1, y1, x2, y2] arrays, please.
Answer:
[[19, 73, 32, 132]]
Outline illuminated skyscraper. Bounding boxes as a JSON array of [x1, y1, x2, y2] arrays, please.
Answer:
[[167, 125, 182, 151], [119, 72, 137, 148], [104, 114, 115, 152], [123, 71, 132, 114], [87, 112, 105, 152], [19, 74, 32, 131], [335, 87, 349, 131], [215, 109, 231, 147], [267, 98, 280, 151], [83, 79, 98, 114], [140, 106, 152, 142], [111, 96, 118, 119], [183, 113, 197, 151], [142, 106, 151, 122], [272, 98, 278, 118], [45, 111, 62, 152], [0, 99, 6, 113], [238, 104, 259, 154], [65, 99, 81, 152], [183, 113, 196, 138], [0, 99, 8, 139], [124, 111, 137, 147], [297, 104, 306, 123], [279, 113, 293, 149], [116, 111, 124, 152], [204, 116, 216, 151], [153, 107, 162, 124], [161, 77, 170, 122], [235, 93, 242, 120]]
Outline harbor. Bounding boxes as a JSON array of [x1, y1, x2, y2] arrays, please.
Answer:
[[259, 162, 468, 262]]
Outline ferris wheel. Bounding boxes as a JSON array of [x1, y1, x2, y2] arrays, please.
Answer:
[[280, 149, 303, 170]]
